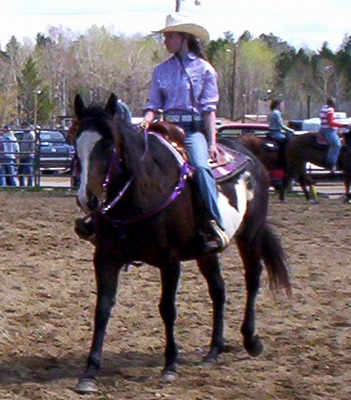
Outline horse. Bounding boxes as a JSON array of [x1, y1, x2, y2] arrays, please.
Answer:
[[219, 131, 351, 203], [71, 93, 292, 394]]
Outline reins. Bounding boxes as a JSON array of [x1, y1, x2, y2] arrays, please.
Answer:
[[97, 129, 191, 226]]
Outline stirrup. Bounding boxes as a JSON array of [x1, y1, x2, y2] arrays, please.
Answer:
[[209, 220, 230, 250]]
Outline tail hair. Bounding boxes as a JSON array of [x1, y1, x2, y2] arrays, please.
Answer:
[[260, 224, 292, 298]]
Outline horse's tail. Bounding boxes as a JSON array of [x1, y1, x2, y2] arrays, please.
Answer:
[[260, 224, 292, 297]]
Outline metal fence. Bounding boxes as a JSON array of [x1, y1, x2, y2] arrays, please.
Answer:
[[0, 129, 76, 189]]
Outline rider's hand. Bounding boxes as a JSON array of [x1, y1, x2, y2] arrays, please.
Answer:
[[139, 119, 149, 131], [209, 143, 219, 163]]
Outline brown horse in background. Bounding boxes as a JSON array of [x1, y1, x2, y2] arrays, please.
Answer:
[[219, 131, 351, 203]]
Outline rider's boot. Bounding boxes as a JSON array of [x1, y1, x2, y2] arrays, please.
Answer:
[[203, 220, 230, 252]]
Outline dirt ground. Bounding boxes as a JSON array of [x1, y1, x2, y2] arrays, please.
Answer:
[[0, 189, 351, 400]]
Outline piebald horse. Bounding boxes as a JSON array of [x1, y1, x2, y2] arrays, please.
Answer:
[[71, 93, 291, 393]]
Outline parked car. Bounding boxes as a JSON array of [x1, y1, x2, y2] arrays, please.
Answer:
[[288, 112, 351, 132], [217, 122, 269, 138], [38, 130, 74, 172], [15, 129, 74, 173]]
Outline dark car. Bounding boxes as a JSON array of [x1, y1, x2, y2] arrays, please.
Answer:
[[15, 129, 74, 172], [37, 130, 74, 172]]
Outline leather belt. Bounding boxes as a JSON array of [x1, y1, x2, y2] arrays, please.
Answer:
[[164, 114, 202, 123]]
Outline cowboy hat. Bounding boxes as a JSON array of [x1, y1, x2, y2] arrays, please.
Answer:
[[153, 13, 210, 42]]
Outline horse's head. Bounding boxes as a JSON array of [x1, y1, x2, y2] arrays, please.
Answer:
[[73, 93, 119, 213]]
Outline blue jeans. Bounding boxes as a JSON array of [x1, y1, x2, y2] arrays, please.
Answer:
[[319, 127, 341, 167], [268, 129, 286, 143], [18, 156, 35, 186], [0, 164, 5, 186], [0, 158, 18, 187], [184, 130, 223, 228]]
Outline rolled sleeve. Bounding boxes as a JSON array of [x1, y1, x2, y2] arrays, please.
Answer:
[[199, 68, 219, 113]]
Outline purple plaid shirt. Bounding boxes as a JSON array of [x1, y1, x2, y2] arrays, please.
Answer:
[[145, 52, 219, 116]]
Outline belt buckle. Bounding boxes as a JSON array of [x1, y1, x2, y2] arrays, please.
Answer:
[[166, 115, 180, 123], [181, 115, 192, 123]]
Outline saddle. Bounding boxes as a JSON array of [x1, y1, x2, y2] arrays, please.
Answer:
[[263, 138, 280, 152], [149, 121, 251, 181], [315, 133, 330, 146], [263, 134, 296, 153], [210, 144, 251, 182], [301, 132, 330, 151]]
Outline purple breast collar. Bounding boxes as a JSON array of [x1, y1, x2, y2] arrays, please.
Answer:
[[99, 134, 192, 226]]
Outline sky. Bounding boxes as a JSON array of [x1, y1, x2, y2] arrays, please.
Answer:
[[1, 0, 351, 52]]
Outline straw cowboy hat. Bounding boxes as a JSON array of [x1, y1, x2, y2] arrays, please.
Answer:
[[154, 13, 210, 41]]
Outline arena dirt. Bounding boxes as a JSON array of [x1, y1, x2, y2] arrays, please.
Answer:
[[0, 190, 350, 399]]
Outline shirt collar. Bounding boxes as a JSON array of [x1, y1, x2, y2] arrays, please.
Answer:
[[174, 52, 197, 62]]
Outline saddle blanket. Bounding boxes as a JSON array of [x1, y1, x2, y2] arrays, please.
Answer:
[[211, 144, 252, 182]]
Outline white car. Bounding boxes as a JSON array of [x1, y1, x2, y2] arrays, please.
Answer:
[[302, 112, 351, 132]]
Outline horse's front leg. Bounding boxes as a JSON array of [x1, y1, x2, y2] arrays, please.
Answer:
[[75, 250, 122, 394], [196, 254, 226, 364], [159, 262, 181, 381]]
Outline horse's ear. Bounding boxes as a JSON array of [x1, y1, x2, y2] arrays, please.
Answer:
[[74, 94, 86, 121], [105, 93, 118, 116]]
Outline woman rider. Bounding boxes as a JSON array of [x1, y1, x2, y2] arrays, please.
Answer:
[[140, 13, 229, 251]]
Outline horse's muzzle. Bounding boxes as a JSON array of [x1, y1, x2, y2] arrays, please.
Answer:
[[87, 193, 99, 212], [76, 190, 100, 213]]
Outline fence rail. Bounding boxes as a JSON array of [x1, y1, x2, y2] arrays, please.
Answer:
[[0, 128, 77, 189]]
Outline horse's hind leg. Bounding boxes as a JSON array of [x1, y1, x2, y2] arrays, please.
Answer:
[[75, 253, 122, 394], [297, 171, 317, 203], [279, 173, 291, 202], [343, 172, 351, 203], [159, 262, 181, 381], [236, 235, 264, 357], [196, 254, 226, 363]]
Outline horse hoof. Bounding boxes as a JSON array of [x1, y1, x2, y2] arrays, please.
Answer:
[[247, 342, 264, 357], [161, 370, 178, 382], [308, 199, 318, 204], [244, 336, 264, 357], [202, 357, 217, 367], [74, 378, 99, 394]]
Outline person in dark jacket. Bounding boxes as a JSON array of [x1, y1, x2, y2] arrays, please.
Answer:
[[18, 122, 36, 187]]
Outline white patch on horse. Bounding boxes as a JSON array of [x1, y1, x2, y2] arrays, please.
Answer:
[[219, 171, 254, 239], [76, 130, 101, 213]]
